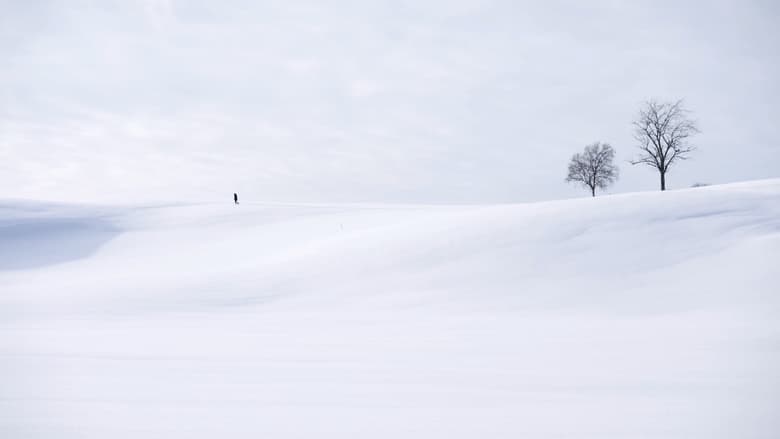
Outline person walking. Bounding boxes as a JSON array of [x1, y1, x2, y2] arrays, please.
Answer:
[[233, 193, 239, 204]]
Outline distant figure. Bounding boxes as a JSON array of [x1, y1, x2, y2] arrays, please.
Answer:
[[234, 193, 239, 204]]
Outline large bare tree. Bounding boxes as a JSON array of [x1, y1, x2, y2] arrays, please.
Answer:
[[566, 142, 619, 197], [631, 100, 699, 190]]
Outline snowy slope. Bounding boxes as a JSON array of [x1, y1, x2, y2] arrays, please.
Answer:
[[1, 180, 779, 438]]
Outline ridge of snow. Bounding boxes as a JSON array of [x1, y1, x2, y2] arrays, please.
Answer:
[[2, 179, 779, 438]]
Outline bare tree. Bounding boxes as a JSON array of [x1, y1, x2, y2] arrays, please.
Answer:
[[631, 99, 699, 190], [566, 142, 619, 197]]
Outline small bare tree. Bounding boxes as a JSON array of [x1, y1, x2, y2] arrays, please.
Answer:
[[631, 99, 699, 190], [566, 142, 619, 197]]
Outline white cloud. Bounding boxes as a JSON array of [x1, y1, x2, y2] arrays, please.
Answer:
[[1, 0, 778, 203]]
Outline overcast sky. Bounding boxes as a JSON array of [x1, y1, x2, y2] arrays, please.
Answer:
[[1, 0, 778, 203]]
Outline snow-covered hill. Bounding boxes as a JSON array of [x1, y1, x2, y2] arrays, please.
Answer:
[[2, 180, 779, 438]]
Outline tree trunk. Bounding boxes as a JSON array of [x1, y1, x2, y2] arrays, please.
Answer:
[[660, 171, 666, 191], [591, 186, 595, 197]]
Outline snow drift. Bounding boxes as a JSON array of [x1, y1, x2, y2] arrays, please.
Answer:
[[1, 180, 779, 438]]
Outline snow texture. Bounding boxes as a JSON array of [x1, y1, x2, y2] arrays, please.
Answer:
[[1, 180, 779, 438]]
